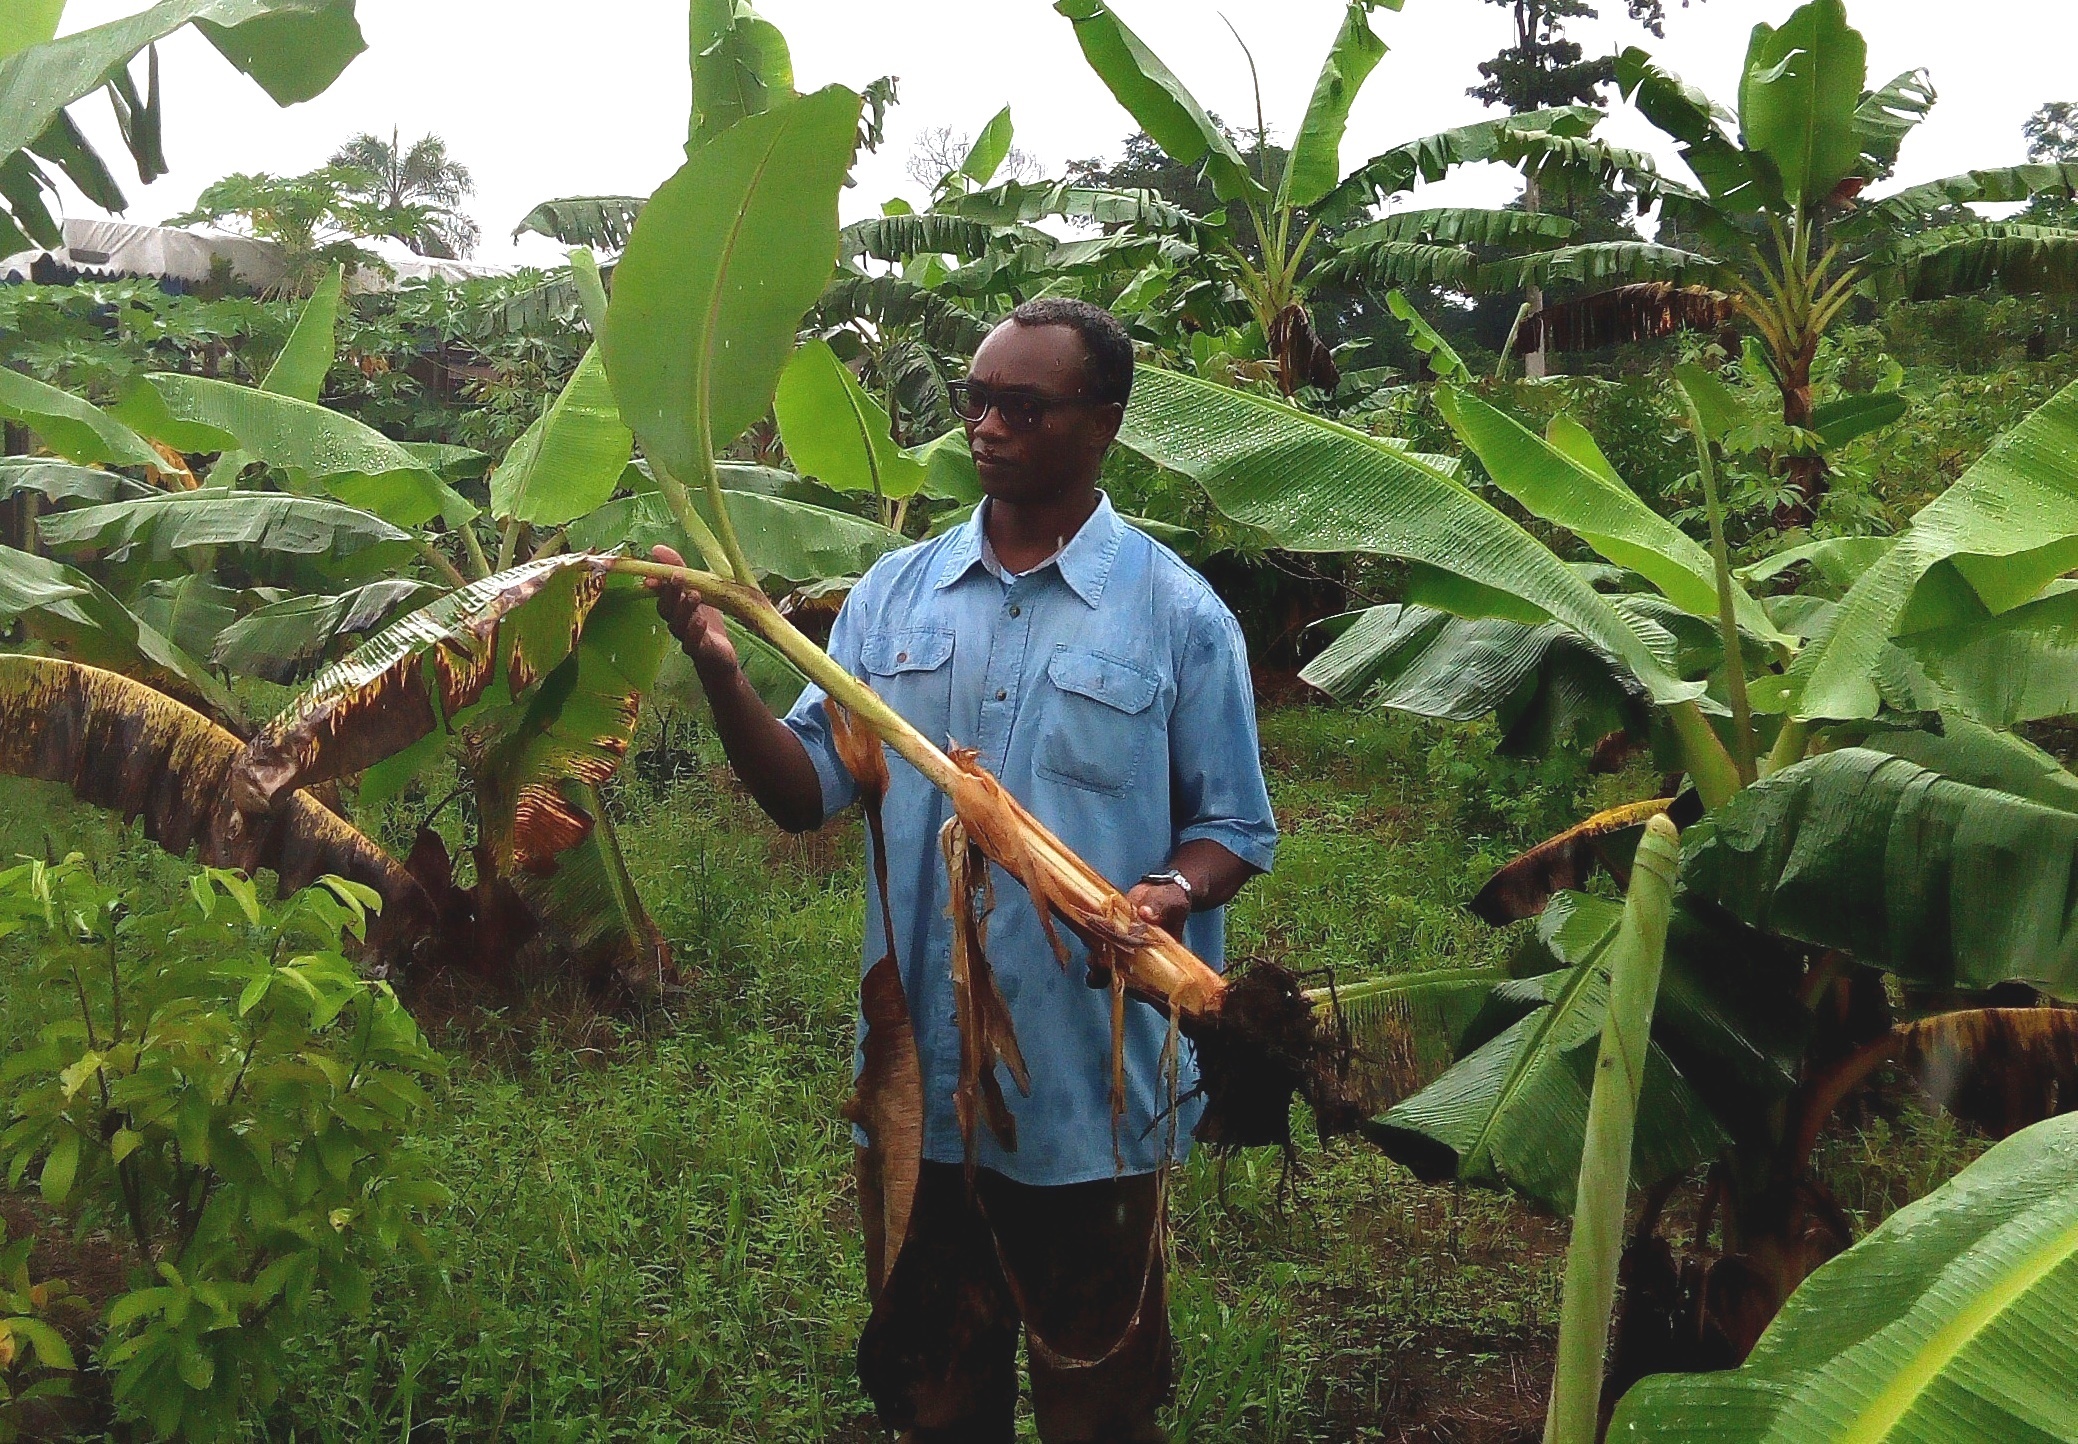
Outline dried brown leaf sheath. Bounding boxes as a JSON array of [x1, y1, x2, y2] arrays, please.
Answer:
[[229, 555, 610, 823], [1516, 284, 1738, 356], [0, 655, 427, 954], [942, 818, 1031, 1173], [829, 702, 926, 1287]]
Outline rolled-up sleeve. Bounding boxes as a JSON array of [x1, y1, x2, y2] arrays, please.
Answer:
[[1170, 599, 1278, 874], [780, 580, 870, 825]]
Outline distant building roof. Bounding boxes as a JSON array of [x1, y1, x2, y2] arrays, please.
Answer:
[[0, 218, 513, 294]]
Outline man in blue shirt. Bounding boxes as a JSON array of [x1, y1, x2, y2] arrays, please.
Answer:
[[650, 298, 1277, 1442]]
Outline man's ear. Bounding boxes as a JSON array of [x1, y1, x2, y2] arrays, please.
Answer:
[[1092, 400, 1126, 449]]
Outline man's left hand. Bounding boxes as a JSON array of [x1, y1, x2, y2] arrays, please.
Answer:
[[1126, 879, 1190, 938]]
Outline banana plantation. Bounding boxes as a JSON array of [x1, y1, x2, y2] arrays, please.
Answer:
[[1, 0, 2077, 1438]]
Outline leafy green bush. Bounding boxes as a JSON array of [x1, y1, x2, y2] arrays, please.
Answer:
[[0, 860, 447, 1440]]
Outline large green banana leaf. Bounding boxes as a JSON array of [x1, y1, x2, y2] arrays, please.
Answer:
[[114, 374, 475, 528], [1338, 208, 1577, 249], [1052, 0, 1265, 206], [1301, 604, 1646, 757], [936, 178, 1200, 234], [1368, 892, 1727, 1215], [1437, 390, 1784, 644], [1857, 719, 2078, 815], [0, 4, 64, 59], [0, 0, 363, 244], [774, 339, 925, 500], [567, 487, 898, 589], [232, 555, 608, 813], [1682, 747, 2078, 997], [1788, 379, 2078, 721], [0, 459, 153, 506], [1900, 587, 2078, 728], [0, 369, 162, 470], [1373, 889, 1807, 1214], [1736, 0, 1866, 210], [1279, 0, 1392, 210], [951, 106, 1014, 190], [1608, 1109, 2078, 1441], [131, 575, 244, 661], [210, 579, 440, 682], [0, 542, 235, 716], [490, 346, 632, 528], [37, 491, 408, 566], [261, 262, 343, 402], [1118, 367, 1702, 706], [603, 84, 860, 481]]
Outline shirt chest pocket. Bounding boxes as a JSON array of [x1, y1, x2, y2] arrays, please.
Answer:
[[861, 627, 956, 743], [1032, 645, 1162, 796]]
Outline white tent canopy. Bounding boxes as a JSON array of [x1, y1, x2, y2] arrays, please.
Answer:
[[0, 218, 513, 294]]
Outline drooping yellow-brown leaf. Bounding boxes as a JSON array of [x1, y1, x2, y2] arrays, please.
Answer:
[[0, 655, 425, 952], [1472, 797, 1678, 925]]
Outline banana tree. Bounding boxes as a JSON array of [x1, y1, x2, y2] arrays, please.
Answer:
[[1053, 0, 1661, 395], [0, 0, 366, 255], [1118, 357, 2078, 1368], [1482, 0, 2078, 522]]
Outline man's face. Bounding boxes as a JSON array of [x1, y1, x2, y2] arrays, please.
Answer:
[[962, 322, 1124, 505]]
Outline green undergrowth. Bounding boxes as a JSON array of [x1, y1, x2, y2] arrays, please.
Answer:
[[0, 705, 1984, 1440]]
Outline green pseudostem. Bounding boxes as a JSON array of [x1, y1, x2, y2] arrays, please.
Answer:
[[1676, 379, 1757, 786], [1542, 813, 1680, 1444]]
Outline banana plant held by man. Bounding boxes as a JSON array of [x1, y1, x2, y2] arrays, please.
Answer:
[[650, 299, 1277, 1442]]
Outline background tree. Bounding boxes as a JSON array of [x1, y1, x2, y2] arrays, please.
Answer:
[[904, 123, 1041, 193], [329, 128, 482, 258], [172, 166, 436, 296], [1471, 0, 1699, 375]]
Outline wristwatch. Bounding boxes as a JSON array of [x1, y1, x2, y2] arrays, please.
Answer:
[[1138, 869, 1196, 909]]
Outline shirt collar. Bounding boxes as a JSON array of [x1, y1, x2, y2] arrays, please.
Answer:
[[934, 492, 1124, 608]]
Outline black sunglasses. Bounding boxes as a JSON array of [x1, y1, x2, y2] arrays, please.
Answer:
[[947, 380, 1099, 432]]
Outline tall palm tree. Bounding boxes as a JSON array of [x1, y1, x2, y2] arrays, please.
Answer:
[[328, 128, 481, 259]]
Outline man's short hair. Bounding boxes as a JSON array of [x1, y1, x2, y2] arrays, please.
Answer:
[[1006, 297, 1135, 407]]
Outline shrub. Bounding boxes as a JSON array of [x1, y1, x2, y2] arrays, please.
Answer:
[[0, 860, 448, 1440]]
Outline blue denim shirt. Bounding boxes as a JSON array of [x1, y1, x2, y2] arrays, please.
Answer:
[[782, 495, 1278, 1185]]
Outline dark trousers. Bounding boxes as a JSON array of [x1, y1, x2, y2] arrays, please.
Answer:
[[857, 1157, 1172, 1443]]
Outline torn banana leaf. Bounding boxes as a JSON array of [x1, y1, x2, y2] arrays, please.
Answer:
[[0, 655, 424, 958], [468, 583, 669, 873], [230, 560, 672, 987], [230, 555, 615, 815]]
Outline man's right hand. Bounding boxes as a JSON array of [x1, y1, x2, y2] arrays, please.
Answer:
[[645, 544, 738, 677]]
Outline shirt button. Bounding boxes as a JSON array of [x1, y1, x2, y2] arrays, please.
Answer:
[[895, 651, 908, 663], [1008, 605, 1021, 618], [995, 688, 1008, 701]]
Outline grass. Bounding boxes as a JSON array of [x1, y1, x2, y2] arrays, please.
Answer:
[[0, 703, 1989, 1441]]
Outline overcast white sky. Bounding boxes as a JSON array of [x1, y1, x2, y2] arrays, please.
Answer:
[[48, 0, 2078, 267]]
